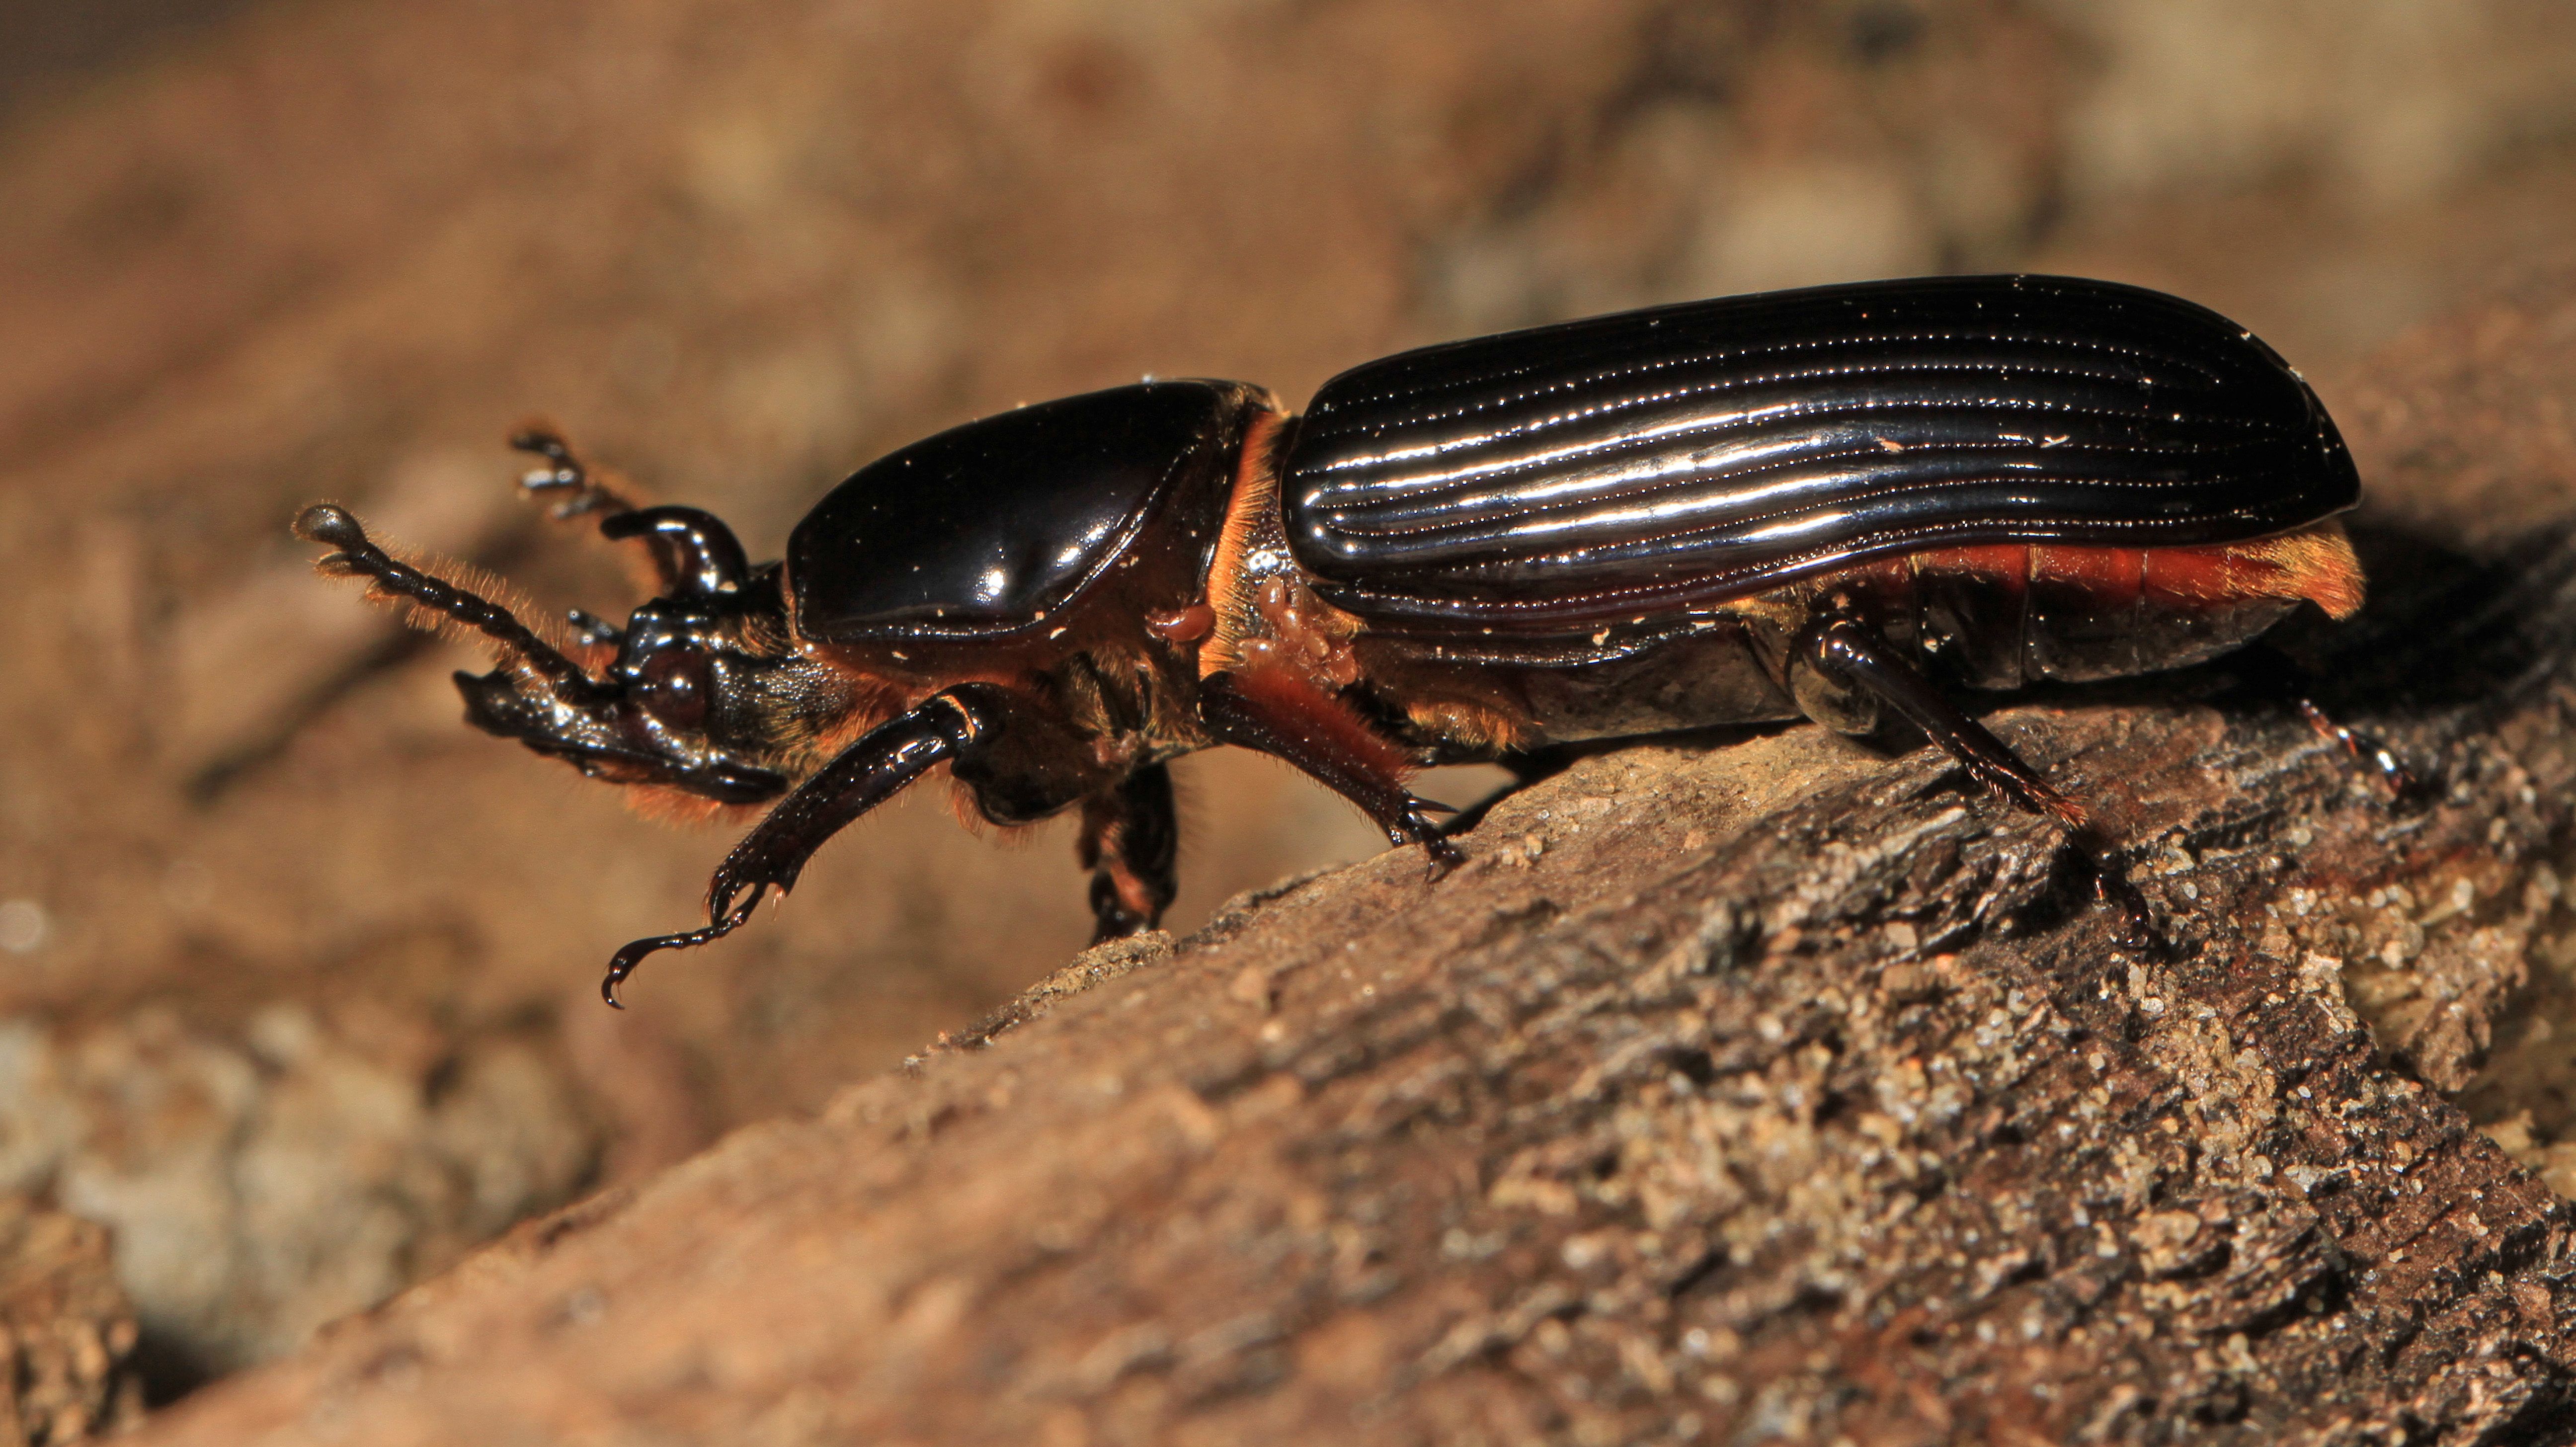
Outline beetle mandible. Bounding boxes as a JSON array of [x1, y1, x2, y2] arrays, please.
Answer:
[[295, 274, 2367, 1005]]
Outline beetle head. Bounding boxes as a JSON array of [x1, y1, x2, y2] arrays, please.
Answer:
[[453, 592, 797, 805], [295, 502, 796, 806]]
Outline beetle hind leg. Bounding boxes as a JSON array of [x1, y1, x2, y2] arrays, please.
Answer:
[[2297, 699, 2417, 797], [1795, 616, 2154, 940], [2233, 643, 2418, 798]]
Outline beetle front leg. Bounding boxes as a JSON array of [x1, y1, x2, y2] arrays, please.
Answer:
[[1794, 616, 2151, 937], [510, 426, 752, 600], [1199, 671, 1461, 873], [1078, 763, 1179, 943], [511, 425, 639, 519], [601, 684, 1013, 1007]]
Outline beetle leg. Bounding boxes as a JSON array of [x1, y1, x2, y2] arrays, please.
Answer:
[[2234, 643, 2418, 798], [601, 684, 1010, 1007], [511, 425, 638, 519], [1799, 616, 2153, 938], [1800, 616, 2085, 827], [1078, 763, 1180, 943], [509, 427, 751, 599], [598, 507, 750, 597], [564, 609, 624, 647], [1200, 671, 1462, 873], [2296, 699, 2417, 796]]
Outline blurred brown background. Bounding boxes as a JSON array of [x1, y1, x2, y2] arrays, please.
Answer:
[[3, 0, 2575, 1415]]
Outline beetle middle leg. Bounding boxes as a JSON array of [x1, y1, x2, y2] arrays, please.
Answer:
[[1078, 762, 1179, 943], [1792, 615, 2152, 936], [1199, 671, 1462, 872]]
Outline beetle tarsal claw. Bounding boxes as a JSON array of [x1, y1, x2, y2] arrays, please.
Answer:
[[600, 880, 778, 1007], [1416, 827, 1465, 879], [511, 424, 635, 518], [2056, 822, 2159, 954]]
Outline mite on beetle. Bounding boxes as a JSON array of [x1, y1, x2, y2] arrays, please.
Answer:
[[296, 274, 2369, 1005]]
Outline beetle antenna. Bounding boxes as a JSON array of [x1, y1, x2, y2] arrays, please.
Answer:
[[293, 503, 613, 702], [510, 423, 638, 519]]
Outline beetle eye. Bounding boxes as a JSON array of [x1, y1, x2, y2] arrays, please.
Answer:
[[634, 649, 713, 728]]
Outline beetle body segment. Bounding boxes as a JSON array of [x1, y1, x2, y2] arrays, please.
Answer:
[[1310, 529, 2357, 753], [787, 380, 1263, 642], [1281, 275, 2357, 631], [296, 275, 2371, 1003]]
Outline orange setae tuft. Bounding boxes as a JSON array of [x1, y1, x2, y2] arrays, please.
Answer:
[[2142, 522, 2364, 620]]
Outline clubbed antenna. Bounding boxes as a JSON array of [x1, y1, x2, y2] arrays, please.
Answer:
[[510, 423, 637, 519], [293, 503, 613, 703]]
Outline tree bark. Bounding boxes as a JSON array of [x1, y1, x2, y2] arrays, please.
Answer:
[[0, 1198, 140, 1445], [134, 273, 2576, 1446]]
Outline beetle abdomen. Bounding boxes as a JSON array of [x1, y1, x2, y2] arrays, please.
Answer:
[[1282, 275, 2358, 632], [1893, 525, 2361, 689], [1386, 526, 2363, 749]]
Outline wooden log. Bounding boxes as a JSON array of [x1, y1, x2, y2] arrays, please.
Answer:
[[135, 274, 2576, 1444], [0, 1198, 141, 1445]]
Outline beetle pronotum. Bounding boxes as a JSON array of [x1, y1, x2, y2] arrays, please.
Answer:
[[297, 275, 2367, 1004]]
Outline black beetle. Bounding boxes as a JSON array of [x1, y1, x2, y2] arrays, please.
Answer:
[[296, 274, 2366, 1005]]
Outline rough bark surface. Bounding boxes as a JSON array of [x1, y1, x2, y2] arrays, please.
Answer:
[[0, 1197, 141, 1445], [129, 276, 2576, 1443], [20, 0, 2576, 1400]]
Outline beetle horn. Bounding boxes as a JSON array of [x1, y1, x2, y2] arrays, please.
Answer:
[[292, 503, 613, 703]]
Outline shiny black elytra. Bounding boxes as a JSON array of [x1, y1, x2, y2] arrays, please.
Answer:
[[296, 274, 2369, 1005]]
